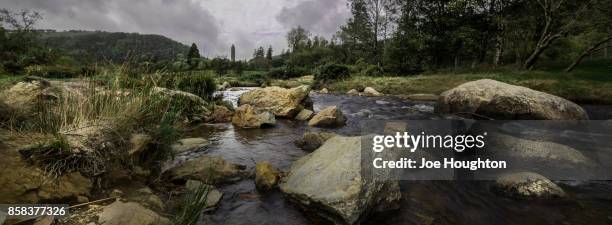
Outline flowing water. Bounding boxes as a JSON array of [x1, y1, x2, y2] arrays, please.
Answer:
[[182, 88, 612, 225]]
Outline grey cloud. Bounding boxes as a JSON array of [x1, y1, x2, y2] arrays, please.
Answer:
[[0, 0, 351, 59], [276, 0, 349, 37], [0, 0, 222, 56]]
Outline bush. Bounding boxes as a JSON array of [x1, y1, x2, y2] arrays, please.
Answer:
[[175, 74, 217, 100], [315, 63, 350, 83], [267, 67, 310, 79], [240, 71, 269, 86], [363, 65, 385, 77], [25, 65, 82, 78]]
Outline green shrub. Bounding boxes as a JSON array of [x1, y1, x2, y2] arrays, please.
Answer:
[[363, 65, 385, 77], [175, 74, 217, 100], [25, 65, 82, 78], [315, 63, 351, 82], [267, 67, 309, 79], [240, 72, 269, 86]]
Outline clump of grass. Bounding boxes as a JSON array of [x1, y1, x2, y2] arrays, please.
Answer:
[[5, 66, 200, 177], [174, 184, 211, 225], [20, 134, 106, 178]]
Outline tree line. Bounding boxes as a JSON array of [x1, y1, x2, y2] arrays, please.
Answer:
[[279, 0, 611, 75]]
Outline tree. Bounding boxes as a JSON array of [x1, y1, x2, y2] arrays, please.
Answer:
[[342, 0, 400, 65], [564, 0, 612, 72], [523, 0, 593, 69], [230, 44, 236, 62], [287, 26, 311, 52], [266, 46, 273, 60], [186, 43, 200, 66], [0, 9, 46, 73]]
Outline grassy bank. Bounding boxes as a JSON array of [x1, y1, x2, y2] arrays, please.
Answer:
[[271, 60, 612, 104]]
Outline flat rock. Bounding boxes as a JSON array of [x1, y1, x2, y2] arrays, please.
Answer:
[[167, 156, 246, 184], [171, 138, 208, 154]]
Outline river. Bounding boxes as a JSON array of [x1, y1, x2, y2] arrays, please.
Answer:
[[179, 88, 612, 225]]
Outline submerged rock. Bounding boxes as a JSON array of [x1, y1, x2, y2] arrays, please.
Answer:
[[308, 106, 346, 127], [435, 79, 588, 120], [363, 87, 383, 97], [97, 201, 170, 225], [185, 180, 223, 207], [171, 138, 208, 154], [495, 172, 566, 199], [488, 133, 595, 170], [294, 132, 337, 151], [295, 109, 314, 121], [404, 94, 439, 101], [232, 104, 276, 128], [280, 136, 401, 225], [238, 85, 311, 118], [347, 89, 359, 96], [255, 162, 280, 191], [167, 155, 246, 184]]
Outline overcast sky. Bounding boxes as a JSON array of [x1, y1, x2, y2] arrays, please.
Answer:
[[1, 0, 350, 59]]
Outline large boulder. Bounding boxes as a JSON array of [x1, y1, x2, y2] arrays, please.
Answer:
[[494, 172, 566, 199], [97, 201, 170, 225], [238, 85, 311, 118], [0, 78, 57, 115], [167, 156, 247, 184], [255, 162, 280, 191], [280, 136, 401, 225], [232, 104, 276, 128], [294, 132, 337, 151], [435, 79, 588, 120], [152, 87, 210, 117], [308, 106, 347, 127]]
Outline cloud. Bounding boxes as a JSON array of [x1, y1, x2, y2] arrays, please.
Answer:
[[276, 0, 349, 37], [1, 0, 223, 57], [0, 0, 350, 59]]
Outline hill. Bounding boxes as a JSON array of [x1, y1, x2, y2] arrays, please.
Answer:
[[38, 30, 189, 64]]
